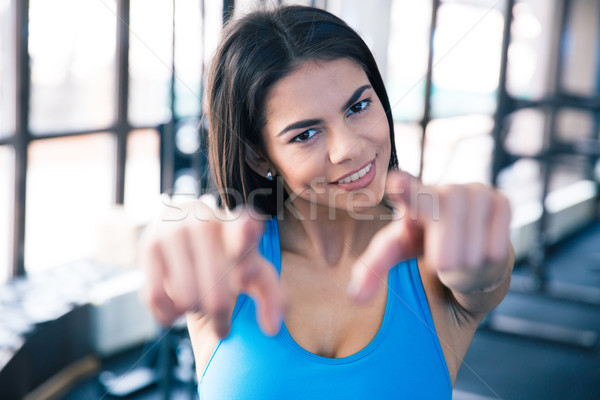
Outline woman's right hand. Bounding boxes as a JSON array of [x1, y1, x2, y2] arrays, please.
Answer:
[[138, 199, 287, 338]]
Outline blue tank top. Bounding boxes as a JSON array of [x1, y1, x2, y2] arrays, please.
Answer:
[[198, 217, 452, 399]]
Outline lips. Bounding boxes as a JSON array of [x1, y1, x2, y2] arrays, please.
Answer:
[[331, 158, 376, 191], [337, 163, 372, 184], [332, 158, 375, 184]]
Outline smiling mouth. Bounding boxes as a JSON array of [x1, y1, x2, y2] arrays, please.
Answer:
[[336, 162, 373, 184]]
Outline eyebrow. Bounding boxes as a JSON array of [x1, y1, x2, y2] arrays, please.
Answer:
[[276, 84, 373, 137], [277, 118, 324, 137], [340, 84, 372, 113]]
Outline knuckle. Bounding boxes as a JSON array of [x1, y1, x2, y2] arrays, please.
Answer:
[[171, 291, 195, 310], [145, 290, 167, 311], [204, 294, 230, 317], [470, 191, 491, 214], [141, 240, 162, 268], [239, 263, 259, 287], [447, 184, 467, 203], [438, 185, 466, 216], [240, 216, 263, 241], [497, 194, 511, 216], [204, 218, 221, 233], [170, 228, 187, 245]]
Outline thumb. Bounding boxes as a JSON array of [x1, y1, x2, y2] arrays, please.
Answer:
[[383, 170, 416, 207], [385, 170, 438, 228]]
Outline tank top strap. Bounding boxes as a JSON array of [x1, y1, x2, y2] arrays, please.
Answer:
[[260, 216, 282, 275]]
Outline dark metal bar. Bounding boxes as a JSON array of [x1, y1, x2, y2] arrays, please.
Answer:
[[490, 0, 515, 186], [115, 0, 131, 205], [199, 0, 205, 112], [530, 0, 572, 277], [592, 4, 600, 210], [504, 138, 600, 161], [0, 136, 15, 146], [198, 0, 209, 194], [12, 0, 30, 277], [417, 0, 440, 179], [22, 125, 157, 141], [508, 93, 600, 112], [28, 127, 117, 140], [160, 0, 177, 195], [170, 0, 177, 121]]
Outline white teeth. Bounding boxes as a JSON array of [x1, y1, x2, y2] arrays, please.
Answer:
[[338, 162, 372, 184]]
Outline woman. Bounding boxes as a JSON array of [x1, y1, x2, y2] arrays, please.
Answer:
[[140, 5, 513, 399]]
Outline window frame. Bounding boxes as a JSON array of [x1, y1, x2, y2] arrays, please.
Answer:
[[3, 0, 156, 277]]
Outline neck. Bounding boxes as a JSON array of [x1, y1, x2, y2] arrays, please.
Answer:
[[278, 198, 392, 268]]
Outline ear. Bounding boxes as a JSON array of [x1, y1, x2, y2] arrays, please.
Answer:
[[244, 143, 275, 178]]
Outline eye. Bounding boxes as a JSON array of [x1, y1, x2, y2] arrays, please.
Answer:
[[347, 99, 371, 116], [291, 128, 319, 143]]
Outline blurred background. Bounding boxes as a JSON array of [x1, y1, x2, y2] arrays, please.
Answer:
[[0, 0, 599, 399]]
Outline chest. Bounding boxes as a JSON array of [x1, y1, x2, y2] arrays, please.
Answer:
[[279, 251, 389, 359]]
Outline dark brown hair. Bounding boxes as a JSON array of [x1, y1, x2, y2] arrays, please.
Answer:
[[206, 5, 399, 215]]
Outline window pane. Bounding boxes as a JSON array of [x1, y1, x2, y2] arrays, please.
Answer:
[[0, 146, 14, 284], [173, 1, 203, 119], [124, 129, 161, 218], [0, 0, 15, 138], [497, 159, 543, 209], [562, 0, 600, 96], [507, 0, 557, 100], [128, 0, 173, 127], [28, 0, 117, 134], [394, 123, 422, 177], [25, 134, 114, 273], [386, 0, 432, 122], [505, 108, 594, 159], [422, 115, 494, 185], [556, 108, 594, 142], [498, 157, 590, 212], [504, 108, 545, 157], [431, 2, 504, 117]]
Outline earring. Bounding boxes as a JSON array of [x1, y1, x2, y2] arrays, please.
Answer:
[[266, 170, 274, 181]]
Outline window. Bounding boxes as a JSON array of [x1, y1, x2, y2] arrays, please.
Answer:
[[393, 122, 423, 177], [173, 1, 204, 119], [2, 0, 224, 280], [128, 0, 173, 127], [25, 134, 114, 273], [0, 0, 15, 139], [422, 115, 494, 185], [562, 0, 600, 96], [28, 0, 117, 134], [124, 129, 161, 218], [0, 147, 14, 284], [430, 1, 504, 118], [386, 0, 432, 122], [506, 0, 555, 100]]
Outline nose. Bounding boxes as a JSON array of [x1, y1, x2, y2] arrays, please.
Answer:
[[328, 123, 363, 165]]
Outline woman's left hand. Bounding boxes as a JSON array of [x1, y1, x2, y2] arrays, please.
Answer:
[[348, 170, 512, 302]]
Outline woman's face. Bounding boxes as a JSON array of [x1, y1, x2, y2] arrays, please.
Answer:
[[260, 58, 391, 214]]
